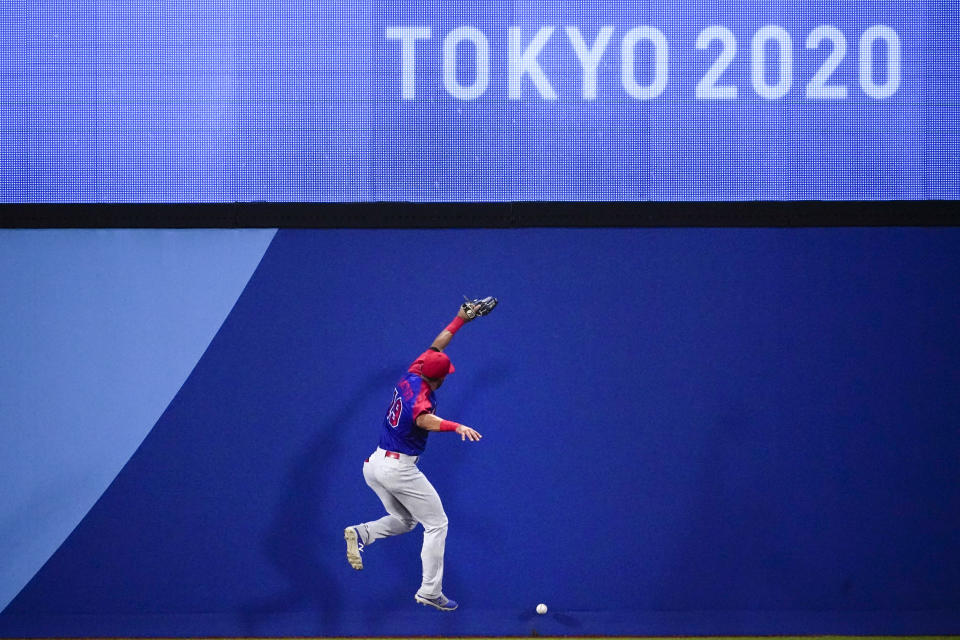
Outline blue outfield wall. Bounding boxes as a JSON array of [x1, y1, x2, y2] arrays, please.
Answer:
[[1, 228, 959, 637], [0, 229, 277, 617]]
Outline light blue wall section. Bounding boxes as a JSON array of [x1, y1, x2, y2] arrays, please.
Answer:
[[0, 229, 276, 612]]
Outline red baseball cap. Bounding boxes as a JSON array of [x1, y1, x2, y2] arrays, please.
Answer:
[[421, 350, 455, 379]]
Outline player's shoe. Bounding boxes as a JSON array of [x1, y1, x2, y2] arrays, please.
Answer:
[[344, 527, 363, 570], [415, 593, 458, 611]]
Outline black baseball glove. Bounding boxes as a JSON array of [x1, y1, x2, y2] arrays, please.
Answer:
[[461, 295, 498, 319]]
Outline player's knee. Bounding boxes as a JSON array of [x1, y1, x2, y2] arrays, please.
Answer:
[[423, 514, 448, 535], [401, 518, 418, 532]]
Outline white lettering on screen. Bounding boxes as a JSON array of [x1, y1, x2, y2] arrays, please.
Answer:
[[383, 25, 901, 101]]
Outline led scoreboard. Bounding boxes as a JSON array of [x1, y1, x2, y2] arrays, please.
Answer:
[[0, 0, 956, 201]]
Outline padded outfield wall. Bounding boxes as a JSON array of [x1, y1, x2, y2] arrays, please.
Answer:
[[1, 228, 958, 637]]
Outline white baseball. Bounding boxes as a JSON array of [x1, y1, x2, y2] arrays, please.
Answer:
[[536, 603, 548, 615]]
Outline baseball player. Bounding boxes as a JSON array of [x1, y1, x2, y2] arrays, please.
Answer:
[[344, 296, 497, 612]]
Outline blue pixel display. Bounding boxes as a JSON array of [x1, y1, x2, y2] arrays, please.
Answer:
[[1, 0, 957, 201]]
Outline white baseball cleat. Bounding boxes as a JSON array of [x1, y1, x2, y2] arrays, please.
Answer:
[[415, 593, 458, 611], [344, 527, 363, 570]]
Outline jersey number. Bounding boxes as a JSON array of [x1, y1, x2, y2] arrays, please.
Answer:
[[387, 390, 403, 428]]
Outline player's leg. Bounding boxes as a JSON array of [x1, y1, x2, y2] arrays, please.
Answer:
[[345, 453, 418, 570], [387, 464, 449, 602], [358, 454, 419, 543]]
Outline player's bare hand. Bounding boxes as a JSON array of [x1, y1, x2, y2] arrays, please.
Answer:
[[456, 424, 482, 442]]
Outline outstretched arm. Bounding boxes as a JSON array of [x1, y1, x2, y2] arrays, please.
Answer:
[[429, 305, 473, 352], [416, 412, 483, 441]]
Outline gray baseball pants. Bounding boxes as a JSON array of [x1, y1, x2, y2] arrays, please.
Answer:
[[354, 447, 449, 599]]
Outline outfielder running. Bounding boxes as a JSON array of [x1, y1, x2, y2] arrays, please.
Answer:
[[345, 297, 497, 612]]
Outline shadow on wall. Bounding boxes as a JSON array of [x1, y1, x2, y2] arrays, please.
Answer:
[[240, 370, 398, 634]]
